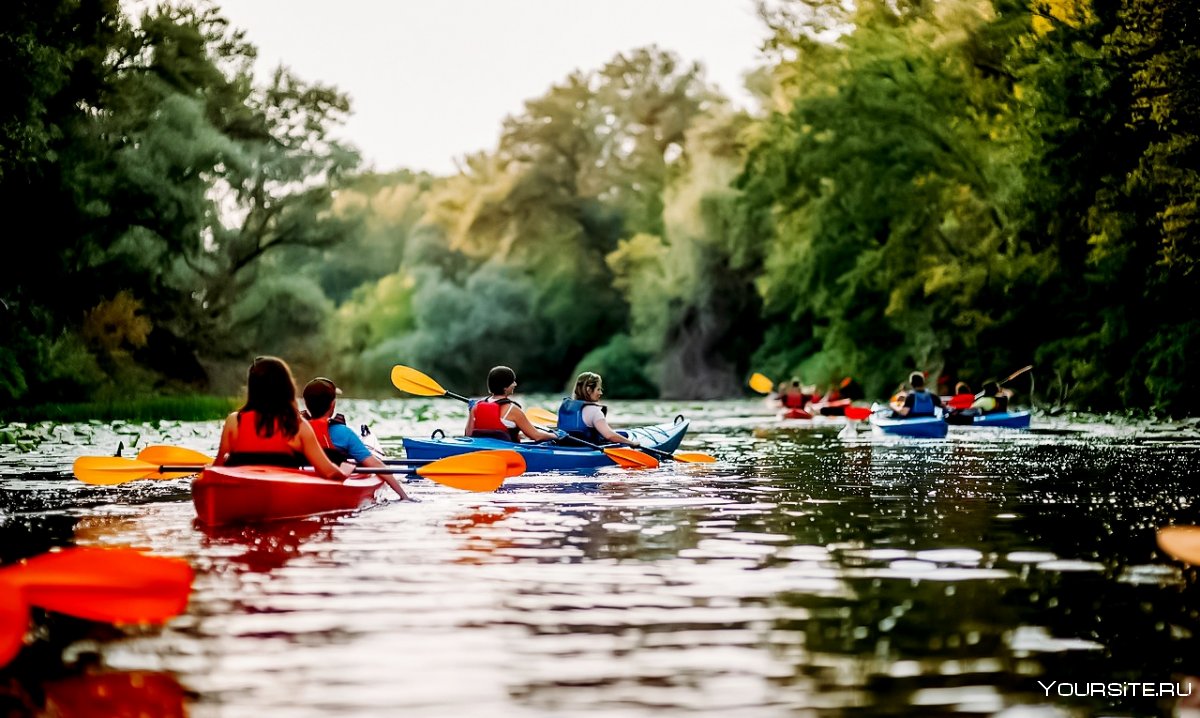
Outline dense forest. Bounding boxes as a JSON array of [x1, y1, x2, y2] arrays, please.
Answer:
[[1, 0, 1196, 413]]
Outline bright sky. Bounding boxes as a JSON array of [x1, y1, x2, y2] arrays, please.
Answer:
[[213, 0, 771, 176]]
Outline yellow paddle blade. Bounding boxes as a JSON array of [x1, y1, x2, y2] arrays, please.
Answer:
[[749, 373, 775, 394], [526, 407, 558, 426], [134, 446, 212, 479], [73, 457, 164, 485], [672, 451, 717, 463], [1158, 526, 1200, 565], [604, 448, 659, 469], [415, 452, 507, 492], [137, 445, 213, 465], [390, 365, 448, 397], [473, 449, 526, 477]]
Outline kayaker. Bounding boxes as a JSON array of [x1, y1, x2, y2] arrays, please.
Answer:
[[302, 377, 415, 502], [947, 382, 977, 411], [214, 356, 350, 480], [464, 366, 558, 443], [892, 371, 944, 418], [972, 381, 1013, 414], [779, 379, 810, 411], [557, 371, 642, 447]]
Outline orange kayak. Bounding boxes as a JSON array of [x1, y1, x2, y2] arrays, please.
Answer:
[[192, 466, 386, 526]]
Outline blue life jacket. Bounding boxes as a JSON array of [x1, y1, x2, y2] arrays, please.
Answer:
[[557, 398, 606, 444], [908, 390, 935, 416]]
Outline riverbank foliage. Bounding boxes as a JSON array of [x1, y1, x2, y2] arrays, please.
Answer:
[[2, 0, 1195, 414]]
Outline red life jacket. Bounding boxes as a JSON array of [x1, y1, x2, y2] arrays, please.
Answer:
[[227, 410, 302, 467], [471, 398, 520, 442], [308, 414, 350, 462], [948, 393, 975, 410], [782, 391, 808, 409]]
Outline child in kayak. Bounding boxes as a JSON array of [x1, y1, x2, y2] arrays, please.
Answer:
[[557, 371, 642, 447], [214, 356, 351, 480], [302, 377, 414, 501], [464, 366, 558, 443]]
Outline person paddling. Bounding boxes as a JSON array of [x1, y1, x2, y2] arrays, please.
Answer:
[[973, 381, 1013, 414], [558, 372, 642, 447], [464, 366, 558, 443], [779, 379, 811, 412], [302, 377, 415, 501], [214, 356, 350, 480], [892, 371, 944, 418]]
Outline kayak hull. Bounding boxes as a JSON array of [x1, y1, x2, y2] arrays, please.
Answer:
[[972, 410, 1031, 429], [402, 420, 689, 472], [193, 466, 385, 526], [869, 412, 949, 438]]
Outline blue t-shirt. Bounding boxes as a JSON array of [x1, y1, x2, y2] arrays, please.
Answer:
[[328, 422, 373, 462]]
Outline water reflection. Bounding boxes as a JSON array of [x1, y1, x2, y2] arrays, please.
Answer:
[[2, 402, 1200, 715]]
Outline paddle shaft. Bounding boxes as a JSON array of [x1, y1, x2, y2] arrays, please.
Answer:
[[154, 464, 433, 476], [974, 365, 1033, 399]]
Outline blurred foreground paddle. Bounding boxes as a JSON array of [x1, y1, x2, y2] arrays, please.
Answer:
[[391, 364, 661, 469], [0, 547, 193, 665], [1158, 526, 1200, 565], [74, 451, 519, 492]]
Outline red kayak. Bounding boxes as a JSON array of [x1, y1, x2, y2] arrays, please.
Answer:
[[780, 408, 813, 420], [192, 466, 386, 527]]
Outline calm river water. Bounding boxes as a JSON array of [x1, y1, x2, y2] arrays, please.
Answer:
[[2, 398, 1200, 717]]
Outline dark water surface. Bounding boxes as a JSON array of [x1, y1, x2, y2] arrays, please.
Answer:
[[2, 399, 1200, 717]]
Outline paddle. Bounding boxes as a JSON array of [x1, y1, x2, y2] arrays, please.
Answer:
[[390, 364, 471, 401], [1157, 526, 1200, 565], [74, 451, 518, 492], [525, 407, 558, 426], [553, 434, 659, 469], [0, 547, 194, 664], [844, 406, 872, 420], [975, 364, 1033, 399], [636, 445, 717, 463], [748, 372, 775, 395], [391, 364, 661, 469], [139, 443, 525, 480]]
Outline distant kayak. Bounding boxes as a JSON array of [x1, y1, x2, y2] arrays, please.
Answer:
[[403, 419, 689, 472], [869, 409, 949, 438], [779, 408, 813, 420], [193, 466, 385, 526], [946, 410, 1032, 429]]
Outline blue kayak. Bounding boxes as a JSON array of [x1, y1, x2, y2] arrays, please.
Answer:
[[869, 410, 948, 438], [403, 419, 689, 472], [946, 409, 1032, 429], [970, 410, 1031, 429]]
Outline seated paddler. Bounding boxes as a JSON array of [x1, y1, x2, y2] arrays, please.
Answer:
[[464, 365, 558, 443], [557, 371, 642, 448]]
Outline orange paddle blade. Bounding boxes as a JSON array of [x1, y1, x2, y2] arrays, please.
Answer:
[[525, 407, 558, 426], [844, 406, 872, 421], [390, 365, 448, 397], [0, 547, 193, 624], [138, 445, 214, 465], [604, 448, 659, 469], [672, 452, 717, 463], [416, 452, 507, 491], [73, 457, 204, 485], [473, 449, 526, 477], [1158, 526, 1200, 565], [0, 583, 27, 666], [748, 373, 775, 394]]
